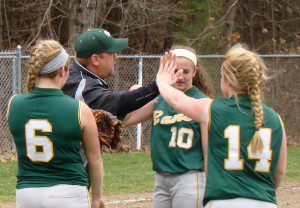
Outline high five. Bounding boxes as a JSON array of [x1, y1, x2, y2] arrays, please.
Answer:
[[156, 44, 287, 208]]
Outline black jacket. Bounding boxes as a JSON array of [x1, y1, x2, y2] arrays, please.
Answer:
[[62, 61, 159, 119]]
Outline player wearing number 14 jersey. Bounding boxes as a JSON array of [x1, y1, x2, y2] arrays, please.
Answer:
[[156, 44, 287, 208], [205, 95, 283, 206]]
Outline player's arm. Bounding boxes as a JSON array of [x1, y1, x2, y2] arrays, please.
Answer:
[[200, 123, 208, 176], [123, 100, 154, 126], [273, 115, 287, 190], [157, 80, 211, 124], [80, 102, 105, 208]]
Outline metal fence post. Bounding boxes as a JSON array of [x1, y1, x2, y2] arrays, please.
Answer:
[[136, 57, 143, 150], [12, 56, 16, 95], [16, 45, 22, 93]]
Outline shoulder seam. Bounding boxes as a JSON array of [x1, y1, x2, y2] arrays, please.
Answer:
[[6, 94, 18, 120], [78, 101, 83, 130], [207, 99, 214, 131]]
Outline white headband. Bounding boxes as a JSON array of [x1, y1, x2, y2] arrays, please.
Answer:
[[39, 48, 69, 75], [172, 49, 197, 66]]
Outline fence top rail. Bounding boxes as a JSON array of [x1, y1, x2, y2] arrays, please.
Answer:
[[0, 52, 18, 55], [118, 54, 300, 58], [0, 54, 300, 59]]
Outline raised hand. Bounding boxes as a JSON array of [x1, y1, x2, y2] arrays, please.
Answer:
[[156, 51, 176, 86]]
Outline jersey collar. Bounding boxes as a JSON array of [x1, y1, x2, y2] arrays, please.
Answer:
[[32, 87, 63, 95], [230, 93, 250, 99]]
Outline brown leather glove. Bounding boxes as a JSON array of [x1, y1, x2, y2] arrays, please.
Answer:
[[92, 109, 124, 149]]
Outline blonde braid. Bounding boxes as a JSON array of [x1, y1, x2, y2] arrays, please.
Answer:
[[248, 63, 264, 153], [26, 44, 46, 91], [223, 44, 268, 154]]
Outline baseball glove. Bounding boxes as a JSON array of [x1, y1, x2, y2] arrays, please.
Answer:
[[92, 109, 124, 149]]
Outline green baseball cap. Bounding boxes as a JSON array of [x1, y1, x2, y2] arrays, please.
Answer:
[[75, 28, 128, 58]]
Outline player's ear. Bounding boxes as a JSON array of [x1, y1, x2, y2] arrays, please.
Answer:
[[59, 66, 68, 77]]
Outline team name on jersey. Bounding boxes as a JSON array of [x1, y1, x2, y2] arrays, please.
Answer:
[[153, 110, 192, 125]]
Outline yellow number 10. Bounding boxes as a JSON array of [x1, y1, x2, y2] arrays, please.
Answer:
[[224, 125, 272, 172]]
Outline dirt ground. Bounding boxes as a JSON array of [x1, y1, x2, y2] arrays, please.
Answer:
[[1, 181, 299, 208]]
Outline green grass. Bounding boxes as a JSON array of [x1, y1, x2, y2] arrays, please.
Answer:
[[0, 147, 299, 205], [286, 146, 300, 181], [0, 152, 154, 205], [102, 152, 154, 195], [0, 162, 17, 204]]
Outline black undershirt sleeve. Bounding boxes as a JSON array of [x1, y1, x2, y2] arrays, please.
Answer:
[[117, 81, 159, 119]]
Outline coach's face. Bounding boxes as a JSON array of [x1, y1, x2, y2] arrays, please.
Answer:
[[88, 52, 117, 79], [98, 52, 117, 78]]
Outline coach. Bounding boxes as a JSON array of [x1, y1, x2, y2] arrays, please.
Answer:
[[63, 28, 159, 119]]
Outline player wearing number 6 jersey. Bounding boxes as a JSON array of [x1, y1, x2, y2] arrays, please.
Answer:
[[7, 40, 104, 208], [124, 45, 213, 208], [156, 44, 287, 208]]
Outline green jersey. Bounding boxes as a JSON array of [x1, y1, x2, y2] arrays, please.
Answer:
[[204, 94, 283, 205], [8, 88, 88, 189], [150, 86, 206, 174]]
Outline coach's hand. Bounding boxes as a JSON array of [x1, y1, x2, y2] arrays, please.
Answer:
[[129, 84, 142, 91]]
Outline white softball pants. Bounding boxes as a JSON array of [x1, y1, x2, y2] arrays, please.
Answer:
[[205, 197, 277, 208], [153, 171, 206, 208], [16, 184, 90, 208]]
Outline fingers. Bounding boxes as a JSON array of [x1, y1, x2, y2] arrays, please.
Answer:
[[158, 51, 177, 78], [158, 57, 164, 73], [163, 52, 168, 64], [163, 59, 176, 74]]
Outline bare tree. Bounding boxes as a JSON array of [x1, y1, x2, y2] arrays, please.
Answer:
[[221, 0, 238, 51], [1, 0, 298, 53], [68, 0, 98, 47]]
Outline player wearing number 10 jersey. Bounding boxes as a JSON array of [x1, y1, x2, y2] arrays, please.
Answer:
[[156, 44, 287, 208], [124, 45, 213, 208]]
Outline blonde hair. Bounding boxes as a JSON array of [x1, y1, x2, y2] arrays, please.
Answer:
[[26, 40, 70, 92], [222, 44, 268, 153], [171, 45, 214, 97]]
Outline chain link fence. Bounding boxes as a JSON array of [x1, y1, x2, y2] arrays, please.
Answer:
[[0, 49, 299, 156]]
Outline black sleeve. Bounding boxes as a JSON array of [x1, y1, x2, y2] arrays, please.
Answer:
[[82, 80, 159, 120], [116, 81, 159, 118], [82, 80, 123, 115]]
